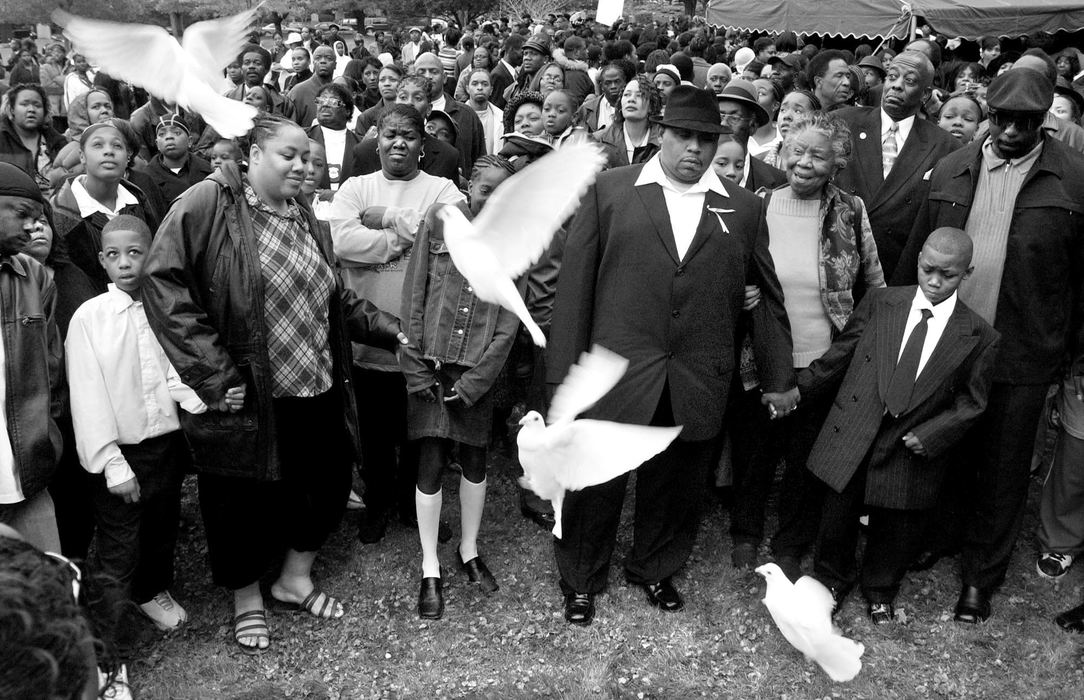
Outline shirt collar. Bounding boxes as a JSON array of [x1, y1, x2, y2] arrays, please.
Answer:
[[634, 154, 728, 196], [104, 283, 138, 313], [243, 182, 304, 221], [71, 177, 139, 219], [911, 287, 957, 321], [880, 109, 915, 144], [500, 58, 517, 76], [0, 254, 28, 277], [738, 151, 751, 188], [980, 136, 1043, 171]]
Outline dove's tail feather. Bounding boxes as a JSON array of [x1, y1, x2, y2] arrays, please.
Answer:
[[812, 636, 864, 682], [524, 318, 547, 348]]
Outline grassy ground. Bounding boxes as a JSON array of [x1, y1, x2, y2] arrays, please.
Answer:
[[129, 446, 1084, 699]]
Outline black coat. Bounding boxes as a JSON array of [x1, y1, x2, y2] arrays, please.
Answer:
[[547, 163, 794, 442], [832, 107, 960, 279], [799, 286, 999, 509], [894, 134, 1084, 385]]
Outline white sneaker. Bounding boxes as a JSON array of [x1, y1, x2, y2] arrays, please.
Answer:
[[139, 590, 188, 630], [98, 663, 133, 700], [346, 488, 365, 510]]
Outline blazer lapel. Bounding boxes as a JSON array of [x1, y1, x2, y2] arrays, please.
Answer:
[[908, 303, 979, 409], [854, 110, 885, 197], [635, 184, 681, 264], [876, 289, 910, 404], [878, 119, 932, 206], [683, 189, 728, 262]]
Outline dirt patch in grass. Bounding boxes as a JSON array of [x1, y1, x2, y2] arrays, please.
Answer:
[[130, 448, 1084, 699]]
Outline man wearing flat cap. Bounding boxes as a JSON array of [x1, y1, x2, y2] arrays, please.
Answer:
[[505, 33, 550, 106], [547, 86, 795, 625], [0, 162, 64, 552], [715, 79, 787, 193], [895, 68, 1084, 624]]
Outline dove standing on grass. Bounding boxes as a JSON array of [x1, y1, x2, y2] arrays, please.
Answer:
[[756, 563, 865, 682], [437, 141, 607, 347], [53, 8, 259, 138], [517, 345, 681, 538]]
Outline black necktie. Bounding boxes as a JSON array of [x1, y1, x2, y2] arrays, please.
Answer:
[[885, 308, 933, 417]]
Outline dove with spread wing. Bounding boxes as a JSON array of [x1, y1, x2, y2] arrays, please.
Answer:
[[437, 142, 607, 347], [517, 345, 682, 538], [756, 563, 865, 682], [53, 8, 260, 138]]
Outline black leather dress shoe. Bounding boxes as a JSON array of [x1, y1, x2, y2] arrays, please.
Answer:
[[418, 576, 444, 620], [953, 585, 991, 624], [1055, 601, 1084, 632], [564, 592, 595, 626], [519, 492, 556, 530], [868, 601, 895, 625], [458, 551, 499, 593], [643, 578, 685, 612]]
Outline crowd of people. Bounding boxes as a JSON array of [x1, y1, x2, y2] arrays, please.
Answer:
[[3, 9, 1084, 698]]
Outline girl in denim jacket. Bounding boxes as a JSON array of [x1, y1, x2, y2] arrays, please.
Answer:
[[399, 155, 522, 619]]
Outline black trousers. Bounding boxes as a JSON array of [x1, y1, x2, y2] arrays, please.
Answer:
[[959, 382, 1049, 591], [730, 389, 830, 556], [50, 414, 96, 559], [813, 465, 928, 603], [197, 389, 352, 590], [554, 391, 715, 593], [352, 366, 416, 517], [90, 431, 187, 606]]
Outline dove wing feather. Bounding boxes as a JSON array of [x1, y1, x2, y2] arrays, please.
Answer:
[[469, 142, 607, 278], [546, 420, 681, 491], [547, 345, 628, 426], [793, 576, 836, 620], [54, 12, 187, 93], [181, 9, 261, 88]]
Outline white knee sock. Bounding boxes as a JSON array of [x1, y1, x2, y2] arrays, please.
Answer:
[[459, 476, 487, 562], [416, 488, 442, 578]]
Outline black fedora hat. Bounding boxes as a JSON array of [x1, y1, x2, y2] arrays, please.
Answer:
[[651, 85, 729, 134]]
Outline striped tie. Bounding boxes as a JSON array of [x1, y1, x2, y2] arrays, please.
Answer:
[[882, 121, 899, 179]]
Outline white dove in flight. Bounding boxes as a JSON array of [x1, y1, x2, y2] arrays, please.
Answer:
[[755, 563, 865, 682], [53, 8, 259, 138], [517, 345, 682, 538], [437, 142, 607, 347]]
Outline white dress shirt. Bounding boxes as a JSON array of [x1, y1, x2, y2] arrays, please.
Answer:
[[634, 155, 728, 260], [597, 97, 616, 131], [898, 288, 957, 378], [880, 109, 915, 158], [66, 285, 206, 488], [71, 177, 140, 219]]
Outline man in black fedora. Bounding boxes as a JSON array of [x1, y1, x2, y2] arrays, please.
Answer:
[[715, 79, 787, 193], [547, 86, 796, 625]]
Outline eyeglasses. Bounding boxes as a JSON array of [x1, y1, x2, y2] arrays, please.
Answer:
[[719, 113, 751, 125], [316, 97, 347, 109], [987, 108, 1044, 132]]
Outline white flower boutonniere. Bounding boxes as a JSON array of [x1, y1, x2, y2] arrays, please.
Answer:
[[707, 206, 735, 234]]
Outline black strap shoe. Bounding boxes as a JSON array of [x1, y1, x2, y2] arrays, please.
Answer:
[[458, 550, 499, 593], [643, 578, 685, 612], [564, 592, 595, 626], [1055, 601, 1084, 632]]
